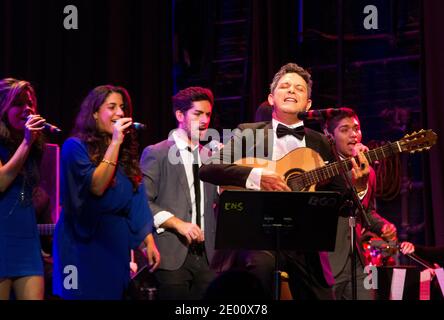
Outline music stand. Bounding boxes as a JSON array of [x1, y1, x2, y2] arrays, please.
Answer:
[[216, 190, 342, 300]]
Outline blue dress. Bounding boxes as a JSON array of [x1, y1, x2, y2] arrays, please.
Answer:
[[0, 144, 44, 278], [52, 138, 153, 300]]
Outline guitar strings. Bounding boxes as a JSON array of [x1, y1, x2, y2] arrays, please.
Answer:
[[286, 143, 397, 190]]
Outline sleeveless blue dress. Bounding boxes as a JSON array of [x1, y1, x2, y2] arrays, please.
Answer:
[[52, 138, 153, 299], [0, 144, 44, 278]]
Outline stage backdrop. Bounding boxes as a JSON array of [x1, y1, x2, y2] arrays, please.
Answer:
[[423, 0, 444, 246], [1, 0, 175, 148]]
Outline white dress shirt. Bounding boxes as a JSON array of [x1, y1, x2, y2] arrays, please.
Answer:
[[153, 130, 205, 233], [246, 118, 306, 190]]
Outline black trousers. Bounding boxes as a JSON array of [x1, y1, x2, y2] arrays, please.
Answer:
[[237, 250, 335, 300], [155, 245, 215, 300], [333, 257, 375, 300]]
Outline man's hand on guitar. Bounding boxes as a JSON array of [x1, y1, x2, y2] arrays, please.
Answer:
[[260, 169, 291, 191], [353, 143, 369, 156], [381, 223, 397, 242], [351, 151, 369, 193]]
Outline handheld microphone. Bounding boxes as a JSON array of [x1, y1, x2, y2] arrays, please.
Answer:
[[132, 122, 147, 130], [27, 115, 62, 133], [207, 140, 223, 153], [44, 122, 62, 133], [297, 108, 343, 121]]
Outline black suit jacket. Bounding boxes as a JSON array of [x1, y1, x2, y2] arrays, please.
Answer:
[[328, 167, 390, 277], [199, 121, 342, 286]]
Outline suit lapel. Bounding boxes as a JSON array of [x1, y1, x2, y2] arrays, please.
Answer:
[[252, 121, 274, 159], [174, 163, 192, 208], [166, 140, 192, 209], [305, 128, 317, 151], [264, 122, 274, 159], [203, 182, 212, 210]]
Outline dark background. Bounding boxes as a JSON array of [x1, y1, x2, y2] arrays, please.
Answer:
[[1, 0, 443, 248]]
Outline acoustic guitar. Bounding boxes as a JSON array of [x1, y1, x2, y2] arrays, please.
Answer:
[[224, 129, 437, 191]]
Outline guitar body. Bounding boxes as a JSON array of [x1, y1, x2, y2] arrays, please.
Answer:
[[230, 147, 326, 191]]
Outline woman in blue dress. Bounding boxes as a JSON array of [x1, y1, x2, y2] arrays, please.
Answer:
[[53, 85, 160, 299], [0, 78, 46, 300]]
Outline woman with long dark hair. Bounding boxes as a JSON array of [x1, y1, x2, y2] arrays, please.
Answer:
[[0, 78, 46, 300], [53, 85, 160, 299]]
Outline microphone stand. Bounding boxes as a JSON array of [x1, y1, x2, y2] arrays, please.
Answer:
[[324, 130, 372, 300]]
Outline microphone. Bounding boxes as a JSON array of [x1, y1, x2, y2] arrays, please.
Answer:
[[297, 108, 343, 121], [112, 119, 147, 130], [27, 115, 62, 133], [207, 140, 223, 153], [44, 122, 62, 133], [132, 122, 147, 130]]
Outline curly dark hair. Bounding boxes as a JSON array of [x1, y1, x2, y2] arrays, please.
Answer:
[[172, 86, 214, 114], [0, 78, 45, 187], [323, 107, 358, 134], [71, 85, 141, 190]]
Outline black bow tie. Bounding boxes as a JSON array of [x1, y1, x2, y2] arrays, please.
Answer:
[[276, 124, 305, 140]]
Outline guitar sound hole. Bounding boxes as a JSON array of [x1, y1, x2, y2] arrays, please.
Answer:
[[285, 169, 307, 191]]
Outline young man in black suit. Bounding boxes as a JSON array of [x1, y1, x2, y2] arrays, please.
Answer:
[[324, 108, 397, 299]]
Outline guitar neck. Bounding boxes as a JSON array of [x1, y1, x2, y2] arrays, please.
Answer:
[[300, 141, 401, 187], [339, 141, 401, 172], [37, 224, 55, 236]]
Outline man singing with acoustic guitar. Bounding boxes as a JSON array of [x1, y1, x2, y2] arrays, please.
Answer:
[[199, 62, 370, 300]]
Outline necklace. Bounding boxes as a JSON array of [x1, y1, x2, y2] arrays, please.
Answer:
[[7, 165, 35, 216]]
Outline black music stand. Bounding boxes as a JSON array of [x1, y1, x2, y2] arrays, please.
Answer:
[[216, 190, 342, 300]]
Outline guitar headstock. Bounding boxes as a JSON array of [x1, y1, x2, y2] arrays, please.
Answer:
[[399, 129, 437, 153]]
